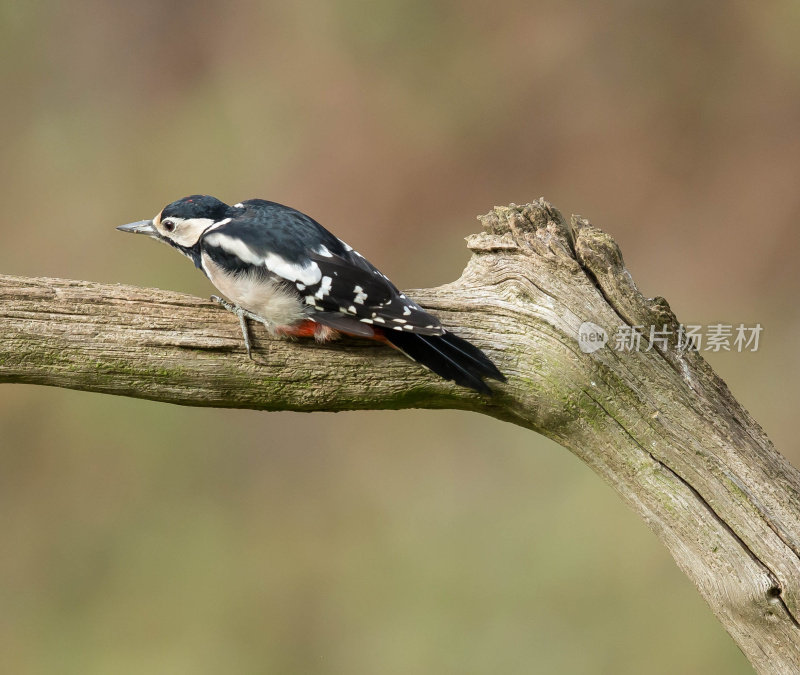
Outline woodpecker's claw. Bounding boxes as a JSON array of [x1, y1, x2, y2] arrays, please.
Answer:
[[211, 295, 272, 360]]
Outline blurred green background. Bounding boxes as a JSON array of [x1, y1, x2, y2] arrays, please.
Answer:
[[1, 1, 799, 673]]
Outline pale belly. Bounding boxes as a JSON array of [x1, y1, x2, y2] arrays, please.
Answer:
[[200, 252, 307, 327]]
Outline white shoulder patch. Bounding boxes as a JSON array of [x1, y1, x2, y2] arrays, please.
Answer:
[[265, 252, 322, 285], [204, 232, 262, 265], [204, 232, 322, 285]]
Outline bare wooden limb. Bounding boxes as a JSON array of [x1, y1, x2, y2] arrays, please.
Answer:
[[1, 199, 798, 672]]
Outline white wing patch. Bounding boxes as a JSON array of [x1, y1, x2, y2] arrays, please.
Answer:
[[204, 232, 261, 264], [353, 285, 368, 304], [204, 232, 323, 285], [265, 252, 322, 285]]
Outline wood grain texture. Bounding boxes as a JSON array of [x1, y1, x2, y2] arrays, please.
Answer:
[[1, 199, 798, 672]]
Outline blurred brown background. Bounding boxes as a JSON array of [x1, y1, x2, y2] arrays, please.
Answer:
[[1, 1, 798, 673]]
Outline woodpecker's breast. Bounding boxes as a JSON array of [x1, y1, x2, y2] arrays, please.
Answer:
[[200, 251, 307, 327]]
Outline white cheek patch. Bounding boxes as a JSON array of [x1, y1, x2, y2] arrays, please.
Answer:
[[170, 217, 215, 247]]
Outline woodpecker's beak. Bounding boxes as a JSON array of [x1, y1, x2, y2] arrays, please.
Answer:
[[117, 220, 158, 237]]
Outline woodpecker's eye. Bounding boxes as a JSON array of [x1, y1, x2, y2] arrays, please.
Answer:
[[162, 220, 175, 232]]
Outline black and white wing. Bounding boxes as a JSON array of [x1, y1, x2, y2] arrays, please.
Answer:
[[200, 200, 505, 393], [202, 199, 444, 336]]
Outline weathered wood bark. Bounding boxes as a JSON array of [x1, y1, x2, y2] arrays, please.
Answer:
[[1, 200, 798, 672]]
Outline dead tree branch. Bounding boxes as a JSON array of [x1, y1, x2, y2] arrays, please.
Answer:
[[1, 200, 799, 672]]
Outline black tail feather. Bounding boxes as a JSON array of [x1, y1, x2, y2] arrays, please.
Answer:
[[437, 331, 507, 383], [382, 329, 505, 394]]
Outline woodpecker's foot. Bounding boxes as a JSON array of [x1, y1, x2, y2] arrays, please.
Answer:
[[211, 295, 273, 360]]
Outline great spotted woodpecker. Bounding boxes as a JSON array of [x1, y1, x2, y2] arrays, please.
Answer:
[[117, 195, 505, 394]]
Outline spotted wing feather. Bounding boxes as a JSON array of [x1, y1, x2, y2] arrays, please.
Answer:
[[304, 250, 444, 336]]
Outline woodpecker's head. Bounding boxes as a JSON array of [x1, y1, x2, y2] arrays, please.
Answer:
[[117, 195, 230, 251]]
